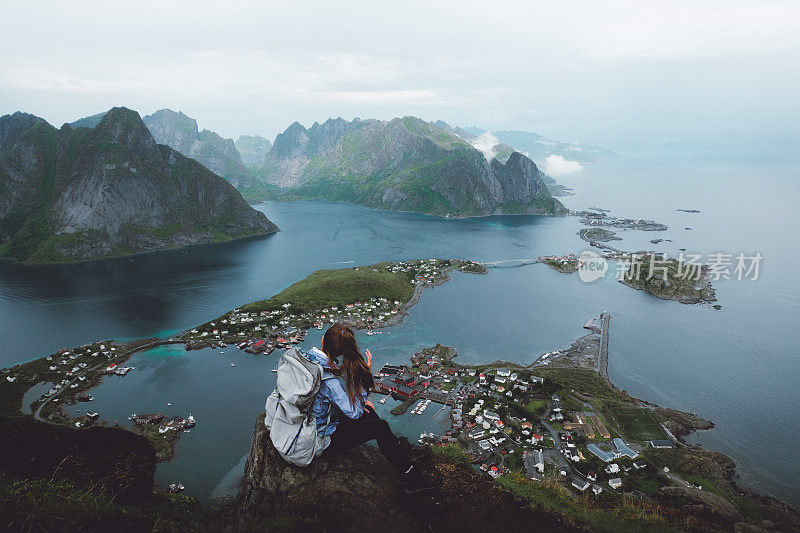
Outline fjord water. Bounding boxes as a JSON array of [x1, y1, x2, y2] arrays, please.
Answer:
[[1, 159, 798, 506]]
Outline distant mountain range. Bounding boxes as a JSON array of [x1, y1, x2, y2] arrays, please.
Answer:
[[0, 107, 277, 263], [254, 116, 566, 217], [443, 124, 618, 165], [59, 108, 619, 218]]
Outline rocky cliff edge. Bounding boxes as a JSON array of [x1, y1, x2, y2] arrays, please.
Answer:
[[234, 413, 576, 532]]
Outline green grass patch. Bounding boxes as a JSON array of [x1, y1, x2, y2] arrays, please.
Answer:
[[613, 407, 667, 442], [241, 263, 415, 314], [497, 474, 681, 532], [432, 444, 471, 467], [0, 474, 215, 532], [525, 399, 548, 416]]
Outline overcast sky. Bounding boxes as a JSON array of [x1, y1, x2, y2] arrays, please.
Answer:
[[1, 0, 798, 154]]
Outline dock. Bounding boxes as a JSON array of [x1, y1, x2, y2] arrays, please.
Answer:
[[598, 312, 610, 380], [432, 404, 448, 419]]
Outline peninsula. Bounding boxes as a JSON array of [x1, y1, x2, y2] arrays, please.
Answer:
[[1, 259, 486, 458]]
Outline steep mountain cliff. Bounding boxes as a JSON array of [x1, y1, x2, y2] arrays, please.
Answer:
[[141, 109, 255, 189], [235, 134, 272, 167], [0, 107, 278, 263], [256, 116, 565, 217]]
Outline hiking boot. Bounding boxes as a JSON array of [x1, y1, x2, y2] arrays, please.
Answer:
[[402, 464, 439, 494], [399, 437, 433, 464]]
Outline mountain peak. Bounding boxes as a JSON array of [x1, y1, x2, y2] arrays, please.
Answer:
[[94, 107, 157, 152]]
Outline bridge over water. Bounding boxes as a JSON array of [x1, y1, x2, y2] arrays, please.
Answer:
[[478, 258, 539, 268]]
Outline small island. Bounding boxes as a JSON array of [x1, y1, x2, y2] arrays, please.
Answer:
[[536, 254, 579, 273], [618, 254, 717, 304], [576, 210, 668, 231], [536, 248, 717, 306], [578, 227, 622, 243]]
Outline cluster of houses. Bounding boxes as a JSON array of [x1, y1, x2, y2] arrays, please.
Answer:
[[536, 254, 578, 269], [187, 260, 471, 343], [130, 412, 196, 435], [398, 362, 667, 498], [13, 343, 119, 403]]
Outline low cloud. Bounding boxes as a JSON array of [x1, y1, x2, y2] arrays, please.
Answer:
[[542, 154, 583, 177], [470, 132, 500, 160]]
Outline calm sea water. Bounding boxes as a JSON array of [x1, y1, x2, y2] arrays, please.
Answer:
[[1, 160, 798, 506]]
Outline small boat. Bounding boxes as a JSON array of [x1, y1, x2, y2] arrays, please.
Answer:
[[231, 363, 236, 367], [185, 415, 196, 428], [379, 396, 388, 404], [86, 411, 99, 419]]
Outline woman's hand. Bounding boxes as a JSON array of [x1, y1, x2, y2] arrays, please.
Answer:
[[364, 349, 372, 369]]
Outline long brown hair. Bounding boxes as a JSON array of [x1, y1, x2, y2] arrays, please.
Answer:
[[322, 323, 374, 407]]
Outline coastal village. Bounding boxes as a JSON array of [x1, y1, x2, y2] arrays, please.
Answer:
[[371, 317, 732, 508], [0, 259, 486, 461]]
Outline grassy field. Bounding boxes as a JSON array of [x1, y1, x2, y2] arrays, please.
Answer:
[[240, 263, 415, 314], [613, 407, 667, 441], [525, 399, 548, 416]]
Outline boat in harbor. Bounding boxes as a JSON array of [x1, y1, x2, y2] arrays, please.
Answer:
[[379, 395, 388, 404], [418, 432, 439, 445], [185, 414, 196, 429]]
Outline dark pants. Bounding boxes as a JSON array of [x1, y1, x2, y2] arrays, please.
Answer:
[[325, 407, 410, 471]]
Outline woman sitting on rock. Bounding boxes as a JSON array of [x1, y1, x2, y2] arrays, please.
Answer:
[[307, 323, 437, 493]]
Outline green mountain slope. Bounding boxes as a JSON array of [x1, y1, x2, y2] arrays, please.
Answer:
[[255, 116, 565, 217], [0, 107, 278, 263]]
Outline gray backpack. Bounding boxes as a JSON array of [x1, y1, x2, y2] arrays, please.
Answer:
[[264, 347, 335, 466]]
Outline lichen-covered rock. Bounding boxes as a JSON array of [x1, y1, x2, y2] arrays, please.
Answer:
[[235, 413, 576, 532]]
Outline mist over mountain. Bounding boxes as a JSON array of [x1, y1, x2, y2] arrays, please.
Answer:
[[0, 107, 277, 263], [235, 135, 272, 167]]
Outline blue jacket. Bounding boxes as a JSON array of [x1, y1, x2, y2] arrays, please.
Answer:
[[307, 348, 366, 436]]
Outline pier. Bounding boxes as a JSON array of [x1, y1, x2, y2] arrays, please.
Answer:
[[598, 312, 610, 380], [431, 403, 448, 419]]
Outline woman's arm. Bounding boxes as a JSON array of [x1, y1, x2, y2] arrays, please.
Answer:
[[325, 379, 365, 419]]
